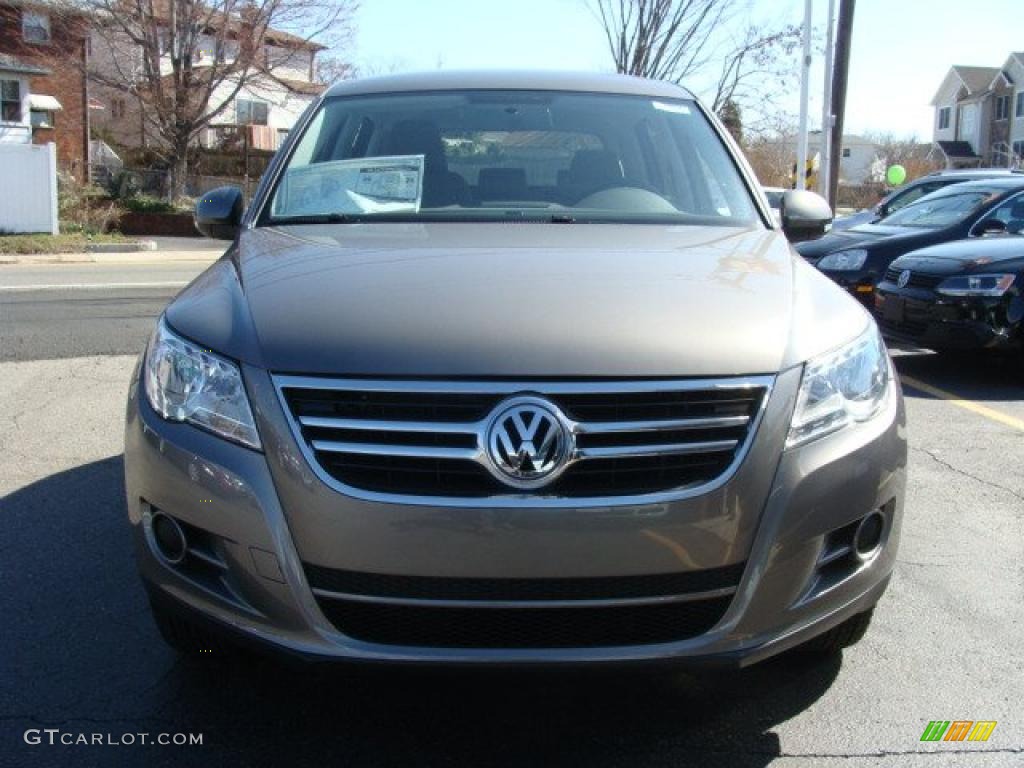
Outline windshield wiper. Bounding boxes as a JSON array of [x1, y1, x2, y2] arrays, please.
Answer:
[[269, 212, 367, 225]]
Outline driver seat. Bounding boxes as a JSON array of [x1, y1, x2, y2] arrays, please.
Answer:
[[1005, 198, 1024, 235]]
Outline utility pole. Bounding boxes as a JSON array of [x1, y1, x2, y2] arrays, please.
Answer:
[[795, 0, 813, 190], [818, 0, 837, 198], [828, 0, 856, 208]]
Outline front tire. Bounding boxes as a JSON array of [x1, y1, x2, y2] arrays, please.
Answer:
[[802, 608, 875, 654], [149, 600, 219, 656]]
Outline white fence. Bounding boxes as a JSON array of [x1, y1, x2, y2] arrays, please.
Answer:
[[0, 142, 58, 235]]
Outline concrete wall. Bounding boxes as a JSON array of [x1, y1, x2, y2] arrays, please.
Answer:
[[0, 141, 57, 234]]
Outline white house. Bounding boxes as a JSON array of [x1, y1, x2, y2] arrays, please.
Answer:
[[777, 131, 882, 185], [89, 19, 325, 153]]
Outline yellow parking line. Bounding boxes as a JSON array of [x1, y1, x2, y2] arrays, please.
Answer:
[[900, 375, 1024, 433]]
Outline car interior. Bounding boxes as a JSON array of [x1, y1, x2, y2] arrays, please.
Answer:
[[275, 91, 757, 223]]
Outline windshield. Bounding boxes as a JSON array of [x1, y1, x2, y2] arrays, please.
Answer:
[[879, 187, 998, 229], [265, 90, 758, 225]]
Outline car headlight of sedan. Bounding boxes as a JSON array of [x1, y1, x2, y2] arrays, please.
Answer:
[[787, 325, 890, 448], [817, 249, 868, 271], [936, 273, 1015, 297], [144, 320, 261, 449]]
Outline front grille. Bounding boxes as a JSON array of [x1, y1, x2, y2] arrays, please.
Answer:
[[304, 562, 747, 601], [315, 596, 733, 648], [883, 268, 944, 291], [275, 377, 770, 500]]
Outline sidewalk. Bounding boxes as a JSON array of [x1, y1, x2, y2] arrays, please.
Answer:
[[0, 236, 225, 266]]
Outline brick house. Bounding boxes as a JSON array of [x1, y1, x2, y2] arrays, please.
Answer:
[[0, 0, 90, 177]]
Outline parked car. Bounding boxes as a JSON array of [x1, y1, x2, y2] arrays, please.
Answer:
[[796, 178, 1024, 307], [832, 168, 1024, 231], [762, 186, 785, 225], [875, 233, 1024, 356], [126, 71, 905, 667]]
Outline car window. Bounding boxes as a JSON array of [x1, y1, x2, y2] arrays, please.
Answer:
[[977, 192, 1024, 234], [886, 181, 947, 213], [265, 90, 758, 226], [879, 188, 999, 229]]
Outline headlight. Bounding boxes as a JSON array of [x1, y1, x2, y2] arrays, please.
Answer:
[[144, 320, 261, 450], [936, 273, 1015, 297], [787, 325, 890, 448], [818, 249, 868, 271]]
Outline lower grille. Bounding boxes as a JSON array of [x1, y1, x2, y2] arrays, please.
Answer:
[[316, 596, 733, 648], [307, 563, 743, 648], [275, 376, 771, 501], [304, 562, 746, 601]]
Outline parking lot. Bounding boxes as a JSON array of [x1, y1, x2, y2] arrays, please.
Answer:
[[1, 262, 1022, 767]]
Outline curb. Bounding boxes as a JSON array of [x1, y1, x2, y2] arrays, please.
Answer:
[[0, 250, 222, 265], [85, 240, 158, 253]]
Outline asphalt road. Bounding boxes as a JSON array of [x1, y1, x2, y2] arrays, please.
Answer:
[[1, 262, 1022, 767]]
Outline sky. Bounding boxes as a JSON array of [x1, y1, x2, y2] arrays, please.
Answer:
[[352, 0, 1023, 140]]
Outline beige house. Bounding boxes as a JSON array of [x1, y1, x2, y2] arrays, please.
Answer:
[[931, 53, 1024, 168]]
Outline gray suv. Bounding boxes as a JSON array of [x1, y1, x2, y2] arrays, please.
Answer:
[[126, 71, 906, 666]]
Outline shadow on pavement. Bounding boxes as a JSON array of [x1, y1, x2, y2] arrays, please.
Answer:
[[893, 348, 1024, 403], [2, 456, 842, 767]]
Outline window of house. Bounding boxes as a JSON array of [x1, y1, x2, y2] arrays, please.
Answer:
[[1, 80, 21, 122], [111, 98, 126, 120], [938, 107, 951, 130], [22, 11, 51, 43], [1013, 141, 1024, 162], [842, 147, 851, 158], [30, 109, 54, 128], [236, 99, 269, 126], [995, 95, 1009, 121], [1017, 92, 1024, 119]]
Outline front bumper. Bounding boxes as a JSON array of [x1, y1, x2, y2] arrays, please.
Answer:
[[125, 358, 907, 666], [875, 282, 1024, 351]]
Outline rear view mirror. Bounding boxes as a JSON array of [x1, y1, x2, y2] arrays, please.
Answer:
[[195, 186, 244, 240], [781, 190, 833, 243]]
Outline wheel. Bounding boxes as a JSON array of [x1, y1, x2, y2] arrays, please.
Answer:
[[149, 600, 219, 656], [801, 608, 875, 654]]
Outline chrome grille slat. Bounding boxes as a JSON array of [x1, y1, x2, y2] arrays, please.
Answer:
[[576, 439, 738, 460], [275, 375, 773, 504], [311, 440, 482, 460]]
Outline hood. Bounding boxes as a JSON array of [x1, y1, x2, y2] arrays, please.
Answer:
[[891, 236, 1024, 276], [830, 209, 878, 231], [167, 223, 869, 378], [794, 222, 909, 258]]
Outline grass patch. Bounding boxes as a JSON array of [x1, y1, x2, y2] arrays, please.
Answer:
[[120, 195, 191, 214], [0, 232, 129, 255]]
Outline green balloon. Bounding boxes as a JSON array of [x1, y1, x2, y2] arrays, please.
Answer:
[[886, 165, 907, 186]]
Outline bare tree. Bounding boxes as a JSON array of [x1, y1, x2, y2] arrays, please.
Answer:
[[866, 133, 942, 183], [588, 0, 801, 116], [54, 0, 355, 197]]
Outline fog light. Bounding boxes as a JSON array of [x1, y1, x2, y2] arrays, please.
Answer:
[[152, 512, 187, 564], [854, 510, 885, 560]]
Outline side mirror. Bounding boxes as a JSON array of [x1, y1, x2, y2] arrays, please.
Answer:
[[781, 189, 833, 243], [195, 186, 243, 240], [976, 218, 1007, 236]]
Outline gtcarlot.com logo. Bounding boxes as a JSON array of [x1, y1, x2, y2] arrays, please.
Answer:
[[920, 720, 997, 742], [24, 729, 203, 746]]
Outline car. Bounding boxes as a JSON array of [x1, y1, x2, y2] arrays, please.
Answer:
[[762, 186, 785, 224], [125, 71, 906, 668], [875, 230, 1024, 356], [796, 178, 1024, 307], [832, 168, 1024, 231]]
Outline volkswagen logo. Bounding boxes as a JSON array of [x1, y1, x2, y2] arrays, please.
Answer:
[[897, 269, 912, 289], [483, 396, 573, 489]]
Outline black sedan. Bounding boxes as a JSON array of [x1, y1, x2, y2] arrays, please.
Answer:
[[875, 235, 1024, 355], [795, 178, 1024, 307]]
